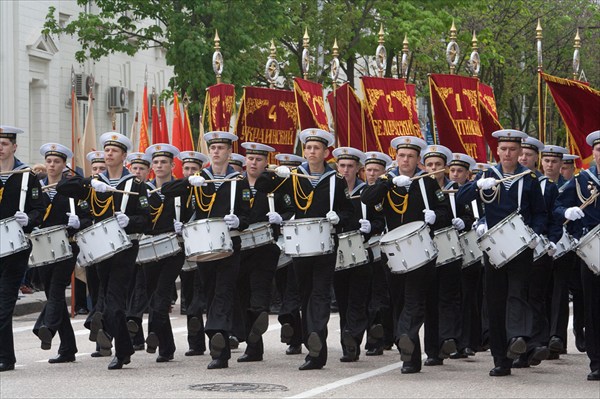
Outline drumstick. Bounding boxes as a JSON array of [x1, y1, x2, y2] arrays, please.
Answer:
[[148, 178, 242, 194], [266, 166, 318, 180], [0, 168, 32, 175], [563, 191, 599, 225], [494, 170, 531, 184], [442, 189, 458, 193], [41, 182, 58, 191], [409, 169, 446, 181], [93, 188, 140, 196]]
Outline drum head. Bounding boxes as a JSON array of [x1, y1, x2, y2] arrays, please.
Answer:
[[382, 221, 424, 242]]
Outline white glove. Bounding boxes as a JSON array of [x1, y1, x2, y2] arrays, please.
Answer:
[[14, 211, 29, 227], [476, 223, 488, 237], [267, 211, 283, 225], [224, 213, 240, 229], [528, 233, 540, 249], [392, 175, 412, 188], [477, 177, 497, 190], [359, 218, 371, 234], [91, 179, 112, 193], [115, 212, 130, 228], [275, 166, 291, 179], [452, 218, 465, 231], [188, 175, 207, 187], [564, 207, 585, 221], [174, 220, 183, 234], [572, 237, 579, 246], [547, 241, 557, 257], [66, 213, 80, 229], [326, 210, 340, 226], [423, 209, 436, 225]]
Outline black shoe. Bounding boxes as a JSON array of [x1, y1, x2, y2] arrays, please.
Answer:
[[188, 317, 202, 336], [299, 359, 323, 370], [237, 353, 263, 362], [366, 347, 384, 356], [156, 354, 174, 363], [48, 353, 76, 364], [507, 337, 527, 359], [439, 339, 457, 359], [401, 365, 420, 374], [248, 311, 269, 344], [146, 332, 159, 354], [0, 362, 15, 372], [547, 352, 560, 360], [339, 354, 359, 362], [449, 351, 468, 359], [76, 308, 89, 315], [512, 357, 530, 368], [367, 324, 384, 344], [307, 332, 322, 358], [424, 357, 444, 366], [210, 333, 226, 358], [229, 335, 239, 349], [38, 326, 53, 350], [464, 347, 476, 356], [575, 330, 586, 353], [89, 312, 103, 342], [528, 346, 549, 366], [107, 356, 130, 370], [91, 349, 112, 357], [185, 349, 205, 357], [286, 345, 302, 355], [588, 369, 600, 381], [207, 358, 228, 369], [133, 344, 145, 351], [383, 344, 393, 351], [96, 329, 113, 351], [126, 320, 139, 337], [280, 323, 294, 344], [548, 336, 564, 353], [397, 334, 414, 362], [489, 366, 511, 376], [341, 331, 357, 361]]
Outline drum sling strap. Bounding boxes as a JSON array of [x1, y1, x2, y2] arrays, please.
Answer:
[[418, 178, 429, 211], [175, 197, 181, 222], [19, 169, 30, 212], [120, 178, 134, 213], [329, 174, 335, 212]]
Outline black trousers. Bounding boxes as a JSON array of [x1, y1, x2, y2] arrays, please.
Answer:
[[458, 261, 482, 351], [333, 262, 371, 356], [485, 248, 534, 368], [293, 252, 337, 366], [126, 264, 148, 346], [549, 251, 576, 343], [186, 265, 206, 352], [33, 245, 79, 356], [275, 263, 302, 347], [581, 260, 600, 372], [95, 242, 139, 359], [569, 256, 585, 342], [0, 247, 31, 365], [525, 254, 553, 350], [365, 259, 393, 350]]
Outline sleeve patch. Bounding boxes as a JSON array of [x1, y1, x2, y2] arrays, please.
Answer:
[[139, 196, 149, 208]]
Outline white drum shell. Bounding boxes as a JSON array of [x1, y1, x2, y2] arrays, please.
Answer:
[[182, 259, 198, 272], [433, 227, 464, 267], [28, 225, 73, 267], [553, 230, 576, 259], [182, 218, 233, 262], [576, 225, 600, 275], [477, 212, 535, 268], [459, 229, 482, 268], [75, 217, 132, 266], [240, 223, 274, 250], [335, 230, 369, 271], [137, 233, 181, 264], [380, 222, 437, 274], [368, 234, 383, 262], [0, 217, 30, 258], [281, 218, 334, 257], [533, 235, 550, 262], [276, 236, 292, 269]]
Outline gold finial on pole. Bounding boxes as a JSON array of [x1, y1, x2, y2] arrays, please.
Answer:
[[536, 19, 543, 71], [446, 19, 460, 74], [573, 28, 581, 80], [302, 27, 310, 79], [468, 30, 481, 77], [330, 38, 340, 146], [401, 33, 409, 79], [375, 23, 387, 78], [213, 29, 224, 84], [265, 39, 280, 88]]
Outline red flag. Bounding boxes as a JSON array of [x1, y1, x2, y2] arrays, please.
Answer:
[[139, 84, 150, 152], [203, 83, 236, 131], [478, 83, 501, 161], [170, 92, 186, 177], [542, 72, 599, 168], [151, 97, 160, 145], [156, 101, 169, 144], [326, 83, 373, 151], [293, 78, 329, 131], [429, 74, 487, 162], [182, 102, 194, 152]]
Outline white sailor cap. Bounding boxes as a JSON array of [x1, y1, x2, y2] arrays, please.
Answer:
[[448, 153, 476, 170], [178, 151, 208, 166], [126, 152, 151, 166], [472, 162, 492, 172], [39, 143, 73, 161], [275, 153, 305, 166], [521, 136, 544, 152], [146, 143, 180, 159], [491, 129, 528, 143], [562, 154, 579, 164], [421, 144, 453, 165], [299, 128, 335, 147], [541, 145, 568, 159], [86, 151, 105, 164], [0, 125, 24, 139], [241, 142, 276, 156], [364, 151, 393, 168], [203, 131, 238, 146], [390, 135, 427, 153], [100, 131, 133, 152], [229, 153, 246, 168], [332, 147, 367, 165], [586, 130, 600, 148]]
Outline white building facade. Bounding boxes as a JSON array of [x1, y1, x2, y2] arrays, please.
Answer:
[[0, 0, 174, 165]]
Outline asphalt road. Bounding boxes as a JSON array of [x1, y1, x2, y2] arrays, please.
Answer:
[[2, 308, 598, 398]]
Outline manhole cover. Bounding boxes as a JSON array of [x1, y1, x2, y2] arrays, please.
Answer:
[[189, 383, 289, 393]]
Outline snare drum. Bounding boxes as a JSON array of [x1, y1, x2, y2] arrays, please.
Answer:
[[380, 221, 438, 274], [276, 236, 292, 269], [459, 229, 482, 268], [576, 225, 600, 275], [182, 218, 233, 262], [28, 225, 73, 267], [281, 218, 333, 257], [0, 217, 30, 258], [137, 233, 181, 264], [335, 230, 369, 271], [553, 229, 576, 259], [433, 227, 463, 267], [368, 234, 383, 262], [533, 235, 550, 262], [75, 217, 132, 266], [77, 251, 90, 268], [240, 223, 274, 251], [477, 212, 535, 268], [182, 259, 198, 272]]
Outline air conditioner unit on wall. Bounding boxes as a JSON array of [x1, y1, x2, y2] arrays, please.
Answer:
[[74, 74, 93, 100], [108, 86, 129, 113]]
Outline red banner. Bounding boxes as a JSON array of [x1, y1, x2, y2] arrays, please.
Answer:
[[361, 77, 422, 157], [542, 72, 599, 168], [293, 78, 329, 131], [406, 84, 421, 134], [326, 83, 373, 151], [234, 86, 299, 163], [203, 83, 236, 132], [478, 83, 501, 162], [429, 74, 487, 162]]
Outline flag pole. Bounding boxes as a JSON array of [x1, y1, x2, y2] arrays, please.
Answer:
[[69, 66, 76, 319], [567, 29, 582, 150], [330, 39, 340, 147], [536, 19, 545, 144]]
